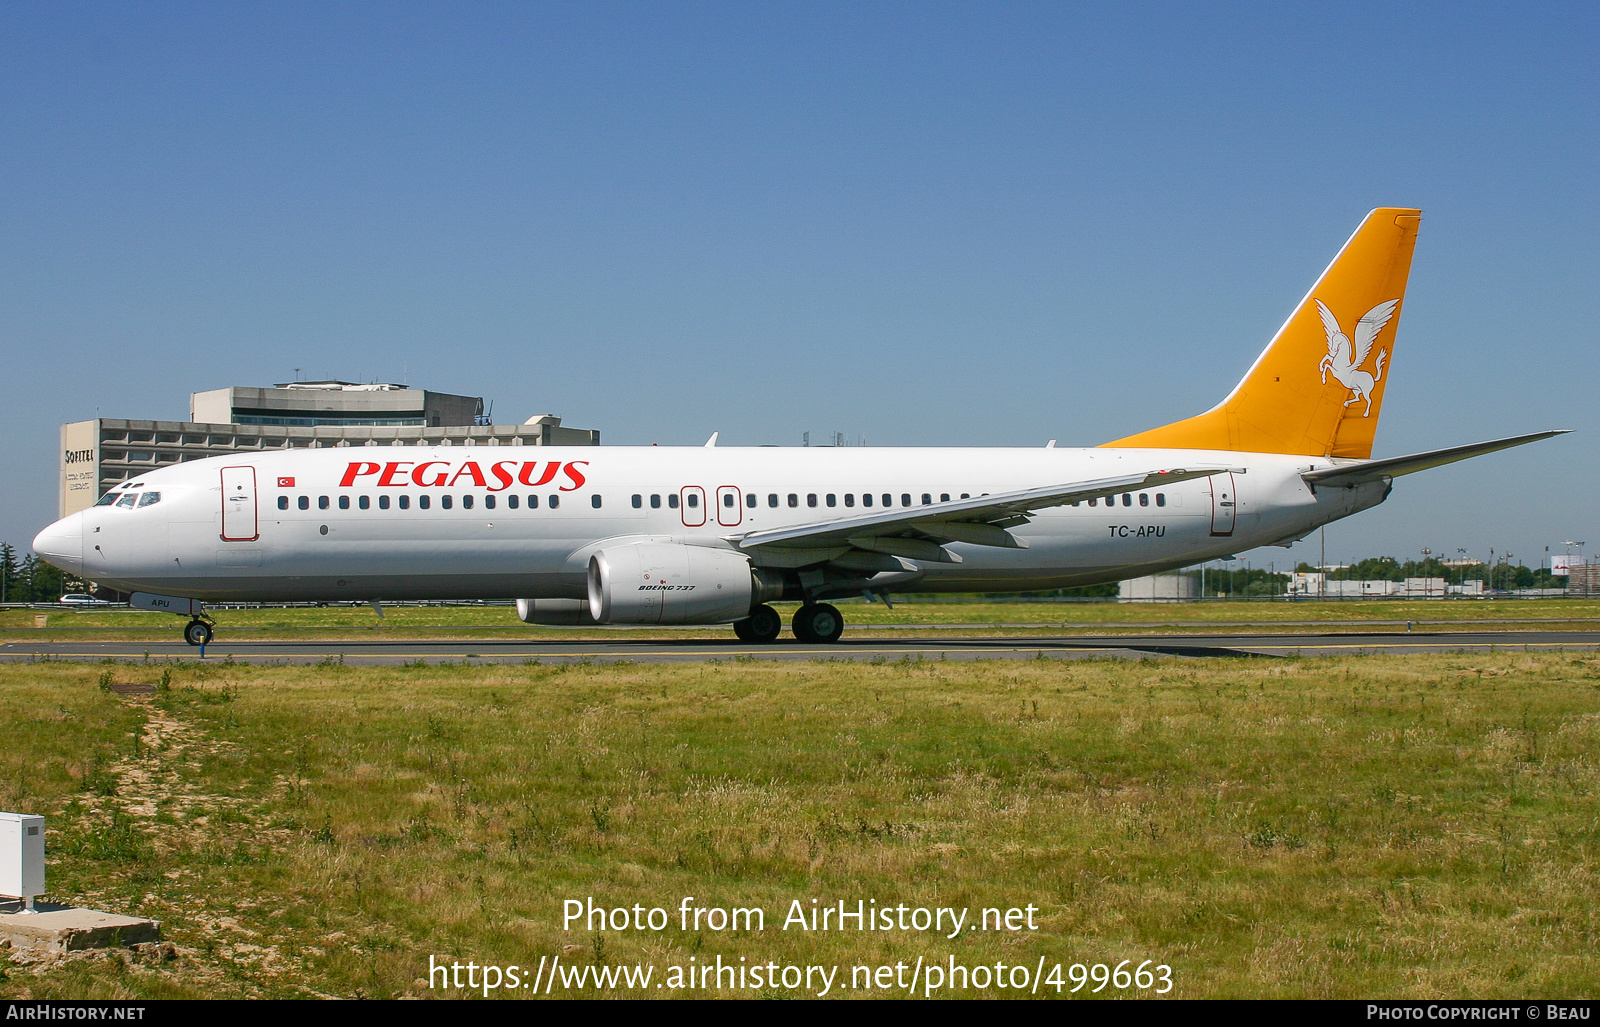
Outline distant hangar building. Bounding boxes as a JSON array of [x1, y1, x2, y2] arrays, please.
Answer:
[[60, 381, 600, 518]]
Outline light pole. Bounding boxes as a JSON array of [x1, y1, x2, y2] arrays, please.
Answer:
[[1421, 548, 1433, 597]]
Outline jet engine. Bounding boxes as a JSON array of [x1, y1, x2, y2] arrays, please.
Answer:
[[588, 544, 774, 625], [515, 598, 601, 626]]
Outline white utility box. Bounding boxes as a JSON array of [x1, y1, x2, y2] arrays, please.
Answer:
[[0, 812, 45, 910]]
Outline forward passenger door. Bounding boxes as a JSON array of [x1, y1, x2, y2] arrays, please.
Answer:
[[220, 466, 259, 542]]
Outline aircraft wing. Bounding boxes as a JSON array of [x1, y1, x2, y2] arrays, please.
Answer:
[[1302, 430, 1569, 489], [732, 466, 1230, 563]]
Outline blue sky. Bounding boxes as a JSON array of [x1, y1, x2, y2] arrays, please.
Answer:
[[3, 2, 1594, 569]]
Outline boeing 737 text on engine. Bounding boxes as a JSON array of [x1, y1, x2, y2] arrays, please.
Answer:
[[32, 209, 1567, 646]]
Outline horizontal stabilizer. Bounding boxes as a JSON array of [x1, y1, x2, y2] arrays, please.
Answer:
[[1302, 430, 1569, 488]]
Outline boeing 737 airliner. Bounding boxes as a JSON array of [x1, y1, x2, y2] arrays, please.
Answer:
[[32, 209, 1565, 645]]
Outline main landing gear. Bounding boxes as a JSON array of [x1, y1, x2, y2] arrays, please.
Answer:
[[183, 617, 215, 646], [732, 602, 846, 644], [733, 604, 783, 643], [790, 603, 844, 644]]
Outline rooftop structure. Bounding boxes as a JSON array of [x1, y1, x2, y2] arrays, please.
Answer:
[[189, 381, 482, 428]]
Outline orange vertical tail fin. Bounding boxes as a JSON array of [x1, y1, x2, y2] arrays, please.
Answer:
[[1102, 208, 1421, 458]]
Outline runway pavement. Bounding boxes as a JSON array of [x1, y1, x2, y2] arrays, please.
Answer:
[[4, 630, 1598, 665]]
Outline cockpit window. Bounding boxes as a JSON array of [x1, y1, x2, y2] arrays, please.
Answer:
[[115, 493, 137, 509], [136, 492, 161, 508], [95, 493, 119, 507]]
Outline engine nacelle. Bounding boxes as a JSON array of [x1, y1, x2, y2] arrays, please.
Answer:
[[515, 598, 601, 626], [588, 544, 756, 625]]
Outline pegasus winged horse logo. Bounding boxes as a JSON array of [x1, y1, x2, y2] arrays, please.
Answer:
[[1316, 298, 1398, 416]]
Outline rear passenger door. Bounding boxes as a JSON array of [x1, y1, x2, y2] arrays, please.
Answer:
[[1208, 472, 1236, 537]]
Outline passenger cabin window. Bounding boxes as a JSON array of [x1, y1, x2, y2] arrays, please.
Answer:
[[745, 494, 755, 508], [1122, 493, 1132, 506], [592, 495, 603, 509], [359, 496, 370, 510], [278, 496, 288, 510], [549, 495, 559, 509], [826, 494, 836, 507], [441, 495, 452, 510], [787, 493, 798, 508], [1155, 493, 1166, 507], [902, 494, 911, 507], [483, 495, 494, 510], [651, 494, 662, 508], [767, 494, 778, 508], [723, 493, 735, 507], [883, 494, 893, 507], [379, 495, 391, 510], [1088, 498, 1097, 507], [845, 494, 855, 507], [807, 493, 817, 507], [686, 493, 698, 508], [668, 494, 679, 509], [940, 494, 950, 502], [633, 494, 643, 509], [921, 494, 932, 505], [1139, 493, 1149, 507], [862, 494, 873, 507], [400, 495, 411, 510], [961, 493, 970, 499], [319, 496, 329, 510], [527, 495, 539, 508], [462, 495, 474, 510], [419, 495, 431, 510], [339, 496, 350, 510], [506, 495, 516, 509]]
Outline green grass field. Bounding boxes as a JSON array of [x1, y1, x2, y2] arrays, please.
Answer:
[[3, 651, 1599, 999], [5, 597, 1597, 643]]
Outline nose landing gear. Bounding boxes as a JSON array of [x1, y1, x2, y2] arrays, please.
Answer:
[[183, 617, 215, 646]]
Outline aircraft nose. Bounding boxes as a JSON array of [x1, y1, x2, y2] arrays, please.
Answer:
[[33, 513, 85, 575]]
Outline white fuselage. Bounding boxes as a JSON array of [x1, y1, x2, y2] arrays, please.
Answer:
[[32, 445, 1386, 605]]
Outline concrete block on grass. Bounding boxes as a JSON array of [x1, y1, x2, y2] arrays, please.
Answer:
[[0, 903, 160, 954]]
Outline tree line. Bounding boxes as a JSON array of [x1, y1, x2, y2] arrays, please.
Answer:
[[0, 543, 71, 603]]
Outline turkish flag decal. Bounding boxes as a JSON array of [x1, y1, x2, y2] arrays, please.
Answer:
[[277, 477, 295, 487]]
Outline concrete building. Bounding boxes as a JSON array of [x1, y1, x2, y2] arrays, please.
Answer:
[[1117, 572, 1200, 601], [1569, 563, 1600, 597], [59, 383, 600, 518], [1287, 572, 1481, 598]]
